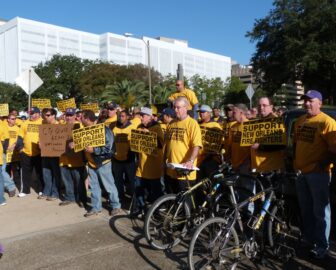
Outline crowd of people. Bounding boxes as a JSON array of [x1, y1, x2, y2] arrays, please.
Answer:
[[0, 80, 334, 259]]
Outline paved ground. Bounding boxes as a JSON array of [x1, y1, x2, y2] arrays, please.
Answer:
[[0, 191, 335, 269]]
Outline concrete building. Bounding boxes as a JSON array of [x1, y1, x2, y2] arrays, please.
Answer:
[[231, 63, 254, 85], [0, 17, 231, 84]]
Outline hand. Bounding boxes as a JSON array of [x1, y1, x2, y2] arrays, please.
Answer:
[[8, 143, 16, 151], [182, 160, 194, 169], [85, 146, 94, 153], [68, 142, 74, 149], [251, 143, 259, 150]]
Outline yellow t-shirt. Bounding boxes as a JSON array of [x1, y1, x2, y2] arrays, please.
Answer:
[[113, 123, 133, 161], [59, 122, 85, 168], [168, 88, 199, 110], [130, 117, 141, 129], [198, 121, 223, 166], [105, 115, 117, 130], [165, 116, 203, 180], [21, 118, 43, 156], [294, 112, 336, 173], [250, 116, 286, 172], [227, 120, 251, 171], [2, 123, 23, 163], [160, 123, 167, 136], [135, 123, 164, 179]]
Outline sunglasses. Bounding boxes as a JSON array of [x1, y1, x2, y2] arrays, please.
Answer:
[[44, 114, 52, 117]]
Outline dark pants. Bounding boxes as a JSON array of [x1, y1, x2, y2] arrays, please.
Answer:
[[6, 162, 21, 191], [165, 175, 196, 194], [134, 176, 163, 210], [112, 159, 136, 199], [20, 153, 43, 194], [60, 166, 87, 204]]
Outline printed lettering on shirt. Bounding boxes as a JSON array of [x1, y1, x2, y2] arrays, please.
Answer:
[[166, 127, 186, 142], [296, 125, 316, 143], [27, 124, 40, 133]]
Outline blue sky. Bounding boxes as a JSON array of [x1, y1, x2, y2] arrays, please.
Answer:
[[1, 0, 274, 64]]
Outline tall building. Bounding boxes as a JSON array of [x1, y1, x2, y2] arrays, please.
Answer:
[[0, 17, 231, 84], [231, 63, 254, 85]]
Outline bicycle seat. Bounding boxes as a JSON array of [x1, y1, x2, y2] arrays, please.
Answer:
[[220, 175, 239, 186]]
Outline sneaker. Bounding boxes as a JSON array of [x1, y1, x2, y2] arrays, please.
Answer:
[[18, 192, 28, 198], [110, 208, 123, 217], [0, 202, 7, 206], [59, 201, 74, 206], [37, 194, 47, 200], [84, 211, 101, 217], [310, 247, 329, 259], [8, 190, 16, 197]]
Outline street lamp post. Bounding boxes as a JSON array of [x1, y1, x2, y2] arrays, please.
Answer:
[[124, 33, 152, 104]]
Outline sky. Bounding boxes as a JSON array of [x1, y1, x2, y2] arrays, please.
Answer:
[[1, 0, 274, 64]]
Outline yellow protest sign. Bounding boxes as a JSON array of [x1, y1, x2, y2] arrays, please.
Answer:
[[32, 99, 51, 110], [240, 117, 286, 146], [80, 103, 99, 113], [72, 123, 106, 152], [0, 103, 9, 116], [200, 127, 224, 153], [57, 98, 76, 112], [130, 129, 158, 156]]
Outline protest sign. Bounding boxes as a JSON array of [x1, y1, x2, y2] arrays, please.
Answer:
[[32, 99, 51, 110], [72, 123, 105, 152], [57, 98, 76, 112], [130, 129, 158, 156], [39, 124, 74, 157], [0, 104, 9, 116], [240, 117, 286, 146], [80, 103, 99, 113], [200, 127, 224, 153]]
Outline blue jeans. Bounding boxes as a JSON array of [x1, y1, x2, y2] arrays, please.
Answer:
[[60, 166, 87, 203], [296, 172, 330, 249], [42, 157, 61, 198], [2, 154, 16, 192], [134, 176, 163, 210], [88, 162, 120, 212], [0, 165, 5, 204]]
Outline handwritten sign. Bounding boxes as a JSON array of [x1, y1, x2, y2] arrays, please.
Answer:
[[57, 98, 76, 112], [200, 127, 224, 153], [72, 123, 105, 152], [0, 103, 9, 116], [240, 117, 286, 146], [130, 129, 157, 156], [32, 99, 51, 110], [39, 124, 74, 157], [80, 103, 99, 113]]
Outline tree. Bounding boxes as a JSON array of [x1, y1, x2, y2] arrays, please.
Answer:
[[247, 0, 336, 103], [101, 80, 146, 109], [0, 82, 28, 111], [152, 84, 174, 104], [223, 77, 249, 105], [33, 54, 93, 105]]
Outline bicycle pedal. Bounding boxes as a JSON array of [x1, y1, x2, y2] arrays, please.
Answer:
[[247, 216, 258, 229]]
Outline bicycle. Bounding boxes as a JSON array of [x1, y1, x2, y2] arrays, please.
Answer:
[[188, 171, 299, 270], [143, 162, 237, 250]]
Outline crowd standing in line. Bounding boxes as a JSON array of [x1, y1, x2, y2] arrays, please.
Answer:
[[0, 82, 334, 259]]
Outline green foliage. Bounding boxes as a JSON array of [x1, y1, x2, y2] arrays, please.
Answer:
[[222, 77, 249, 105], [247, 0, 336, 103], [0, 82, 28, 110]]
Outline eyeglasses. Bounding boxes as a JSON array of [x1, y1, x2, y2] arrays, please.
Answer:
[[176, 84, 181, 86], [8, 118, 16, 120], [258, 104, 271, 108]]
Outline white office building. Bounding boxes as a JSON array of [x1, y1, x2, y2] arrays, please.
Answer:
[[0, 17, 231, 84]]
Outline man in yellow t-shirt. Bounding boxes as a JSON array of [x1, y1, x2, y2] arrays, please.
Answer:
[[58, 108, 87, 208], [165, 97, 202, 193], [294, 90, 336, 259], [133, 107, 164, 213], [197, 104, 223, 179], [104, 102, 118, 130], [112, 110, 136, 200], [19, 107, 43, 197], [168, 80, 199, 119], [250, 97, 285, 172]]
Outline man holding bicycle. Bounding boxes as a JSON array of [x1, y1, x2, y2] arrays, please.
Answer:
[[294, 90, 336, 259]]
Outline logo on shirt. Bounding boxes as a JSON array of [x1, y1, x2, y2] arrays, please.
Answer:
[[296, 125, 316, 143], [166, 127, 186, 142]]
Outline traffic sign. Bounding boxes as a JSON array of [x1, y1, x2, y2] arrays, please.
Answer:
[[245, 84, 255, 100], [15, 68, 43, 95]]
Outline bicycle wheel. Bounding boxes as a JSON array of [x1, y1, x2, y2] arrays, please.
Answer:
[[188, 217, 240, 270], [144, 193, 190, 250], [267, 203, 298, 260]]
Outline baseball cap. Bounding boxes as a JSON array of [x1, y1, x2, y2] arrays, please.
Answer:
[[106, 102, 117, 110], [301, 90, 322, 101], [198, 104, 212, 113], [224, 104, 234, 111], [65, 108, 76, 115], [29, 107, 40, 114], [140, 107, 152, 116], [162, 108, 175, 117]]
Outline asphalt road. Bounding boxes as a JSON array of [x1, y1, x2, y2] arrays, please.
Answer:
[[0, 192, 335, 270]]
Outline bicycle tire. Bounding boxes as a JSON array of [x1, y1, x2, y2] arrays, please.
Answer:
[[188, 217, 240, 270], [144, 193, 190, 250], [267, 203, 297, 260]]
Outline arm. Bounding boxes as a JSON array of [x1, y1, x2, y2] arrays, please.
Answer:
[[182, 146, 200, 169], [192, 103, 199, 120]]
